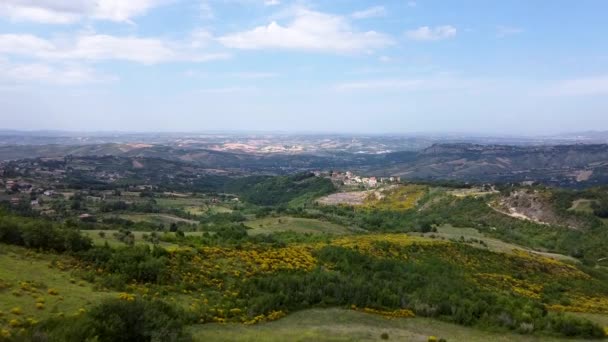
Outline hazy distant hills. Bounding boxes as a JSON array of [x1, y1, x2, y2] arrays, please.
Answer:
[[368, 143, 608, 187], [1, 142, 607, 187]]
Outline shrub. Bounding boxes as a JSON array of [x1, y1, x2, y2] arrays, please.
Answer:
[[380, 332, 389, 340], [26, 298, 192, 342]]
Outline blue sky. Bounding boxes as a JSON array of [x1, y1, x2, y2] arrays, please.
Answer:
[[0, 0, 607, 134]]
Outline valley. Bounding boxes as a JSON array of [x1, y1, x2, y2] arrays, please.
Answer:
[[1, 134, 608, 341]]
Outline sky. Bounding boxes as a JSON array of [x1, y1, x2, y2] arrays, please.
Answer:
[[0, 0, 607, 134]]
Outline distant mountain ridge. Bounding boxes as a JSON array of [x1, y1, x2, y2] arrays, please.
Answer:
[[1, 142, 607, 187], [373, 143, 608, 187]]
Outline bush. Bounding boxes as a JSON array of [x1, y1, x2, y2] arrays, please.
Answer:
[[0, 212, 92, 253], [26, 298, 192, 342]]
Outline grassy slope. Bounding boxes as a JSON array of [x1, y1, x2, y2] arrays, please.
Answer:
[[0, 244, 118, 330], [185, 205, 233, 216], [245, 216, 354, 235], [190, 308, 591, 342], [419, 225, 579, 263], [81, 230, 199, 248], [362, 185, 427, 211], [113, 213, 199, 225]]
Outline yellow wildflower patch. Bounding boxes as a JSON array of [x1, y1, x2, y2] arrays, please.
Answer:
[[351, 305, 415, 318], [118, 292, 136, 301], [362, 185, 427, 211], [474, 273, 543, 299], [547, 294, 608, 314]]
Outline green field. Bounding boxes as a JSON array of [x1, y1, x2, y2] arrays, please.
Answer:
[[155, 197, 209, 209], [418, 225, 578, 263], [0, 244, 118, 330], [569, 199, 596, 214], [185, 205, 233, 216], [190, 308, 594, 342], [245, 216, 354, 235], [110, 213, 199, 225], [81, 229, 200, 248]]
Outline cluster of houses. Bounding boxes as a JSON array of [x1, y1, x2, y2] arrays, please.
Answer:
[[3, 179, 32, 193], [326, 171, 401, 188]]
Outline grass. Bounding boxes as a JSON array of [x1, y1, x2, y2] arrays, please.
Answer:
[[415, 225, 578, 263], [185, 205, 233, 216], [81, 230, 200, 248], [189, 308, 594, 342], [571, 312, 608, 327], [448, 187, 498, 198], [0, 244, 118, 332], [155, 197, 209, 209], [245, 216, 354, 235], [362, 185, 427, 211], [112, 213, 199, 225], [569, 199, 596, 214]]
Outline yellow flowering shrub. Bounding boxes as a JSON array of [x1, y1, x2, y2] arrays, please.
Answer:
[[118, 292, 136, 301], [351, 305, 415, 318], [243, 310, 286, 325], [362, 185, 427, 211], [474, 273, 543, 299], [0, 329, 11, 338], [547, 294, 608, 314]]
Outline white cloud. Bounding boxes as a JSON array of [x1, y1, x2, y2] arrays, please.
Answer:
[[541, 76, 608, 97], [0, 0, 168, 24], [196, 86, 256, 94], [0, 33, 230, 65], [0, 34, 56, 56], [218, 8, 392, 53], [405, 25, 457, 41], [93, 0, 167, 22], [351, 6, 387, 19], [229, 72, 279, 78], [332, 76, 484, 92], [334, 79, 423, 91], [0, 60, 116, 85], [496, 26, 524, 38], [264, 0, 280, 6]]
